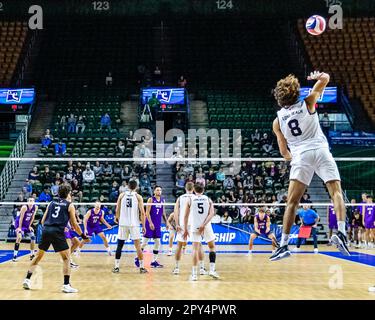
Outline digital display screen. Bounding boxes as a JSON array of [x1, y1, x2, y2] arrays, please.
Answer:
[[299, 86, 337, 103], [0, 88, 36, 105], [141, 88, 186, 105]]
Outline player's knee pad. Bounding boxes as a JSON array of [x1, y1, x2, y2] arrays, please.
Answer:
[[153, 238, 160, 251]]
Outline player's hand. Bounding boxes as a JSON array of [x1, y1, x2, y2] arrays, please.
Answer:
[[29, 226, 34, 232], [176, 225, 182, 233], [114, 217, 118, 224], [283, 152, 292, 162], [84, 230, 88, 236], [64, 227, 69, 232], [16, 228, 21, 233], [107, 225, 112, 230], [142, 226, 146, 234], [307, 71, 323, 81], [183, 230, 189, 240], [150, 222, 155, 230], [198, 225, 205, 235]]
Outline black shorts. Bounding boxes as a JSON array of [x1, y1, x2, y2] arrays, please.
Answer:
[[38, 225, 69, 253]]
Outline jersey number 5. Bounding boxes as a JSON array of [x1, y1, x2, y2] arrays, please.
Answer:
[[126, 198, 132, 208], [288, 119, 302, 137], [197, 203, 204, 214]]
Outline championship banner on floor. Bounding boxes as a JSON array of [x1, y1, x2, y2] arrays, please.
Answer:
[[84, 224, 301, 245]]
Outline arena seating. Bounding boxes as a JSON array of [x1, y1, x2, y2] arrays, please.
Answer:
[[0, 21, 28, 86], [298, 17, 375, 124]]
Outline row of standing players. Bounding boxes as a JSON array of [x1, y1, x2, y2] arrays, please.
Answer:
[[18, 180, 220, 293]]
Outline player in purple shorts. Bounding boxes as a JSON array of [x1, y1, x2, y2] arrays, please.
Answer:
[[64, 222, 81, 268], [363, 195, 375, 249], [13, 197, 38, 262], [248, 207, 279, 254], [327, 202, 338, 246], [136, 186, 170, 268], [80, 200, 113, 255]]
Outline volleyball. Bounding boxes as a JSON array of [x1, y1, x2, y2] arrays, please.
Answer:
[[305, 15, 326, 35]]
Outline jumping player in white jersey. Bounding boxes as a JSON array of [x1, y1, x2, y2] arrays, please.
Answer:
[[173, 182, 207, 275], [270, 71, 350, 261], [112, 180, 149, 274], [183, 183, 219, 281]]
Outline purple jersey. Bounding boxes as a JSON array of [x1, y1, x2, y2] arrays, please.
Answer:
[[328, 205, 338, 229], [15, 205, 35, 229], [144, 196, 165, 239], [255, 214, 267, 234], [88, 208, 103, 227], [364, 204, 375, 229], [359, 202, 366, 215]]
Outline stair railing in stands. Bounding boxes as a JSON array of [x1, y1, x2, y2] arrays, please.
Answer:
[[0, 125, 28, 200]]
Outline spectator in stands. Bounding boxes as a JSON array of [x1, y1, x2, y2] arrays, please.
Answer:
[[301, 193, 312, 204], [261, 133, 273, 153], [221, 211, 233, 224], [67, 114, 76, 133], [109, 182, 119, 202], [38, 187, 52, 203], [254, 176, 264, 191], [126, 130, 136, 147], [177, 75, 187, 88], [113, 162, 122, 176], [22, 179, 33, 197], [28, 166, 40, 184], [65, 166, 75, 182], [76, 115, 86, 134], [242, 210, 252, 224], [251, 129, 260, 142], [116, 140, 126, 154], [71, 178, 83, 200], [55, 141, 67, 156], [82, 164, 95, 183], [250, 163, 259, 177], [105, 72, 113, 86], [227, 191, 237, 203], [223, 175, 235, 190], [195, 172, 206, 187], [102, 161, 113, 177], [121, 165, 133, 182], [130, 174, 139, 186], [41, 166, 53, 185], [51, 179, 60, 197], [243, 175, 254, 191], [153, 65, 162, 85], [119, 181, 128, 193], [104, 210, 115, 226], [93, 161, 103, 176], [59, 116, 67, 133], [216, 168, 225, 183], [206, 168, 217, 186], [100, 113, 112, 132], [148, 93, 160, 119], [140, 173, 152, 196], [41, 129, 53, 148], [175, 175, 186, 190], [211, 213, 221, 224]]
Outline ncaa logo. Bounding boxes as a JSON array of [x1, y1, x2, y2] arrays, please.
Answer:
[[156, 89, 172, 103], [6, 90, 23, 103]]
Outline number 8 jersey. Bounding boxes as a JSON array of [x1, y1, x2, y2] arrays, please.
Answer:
[[277, 100, 328, 157], [190, 194, 211, 232]]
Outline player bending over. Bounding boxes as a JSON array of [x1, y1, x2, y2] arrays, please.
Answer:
[[22, 184, 88, 293], [79, 200, 113, 255], [183, 183, 219, 281], [173, 182, 207, 275], [13, 197, 38, 261], [270, 71, 350, 261], [113, 180, 148, 274], [136, 186, 169, 268], [249, 207, 279, 254]]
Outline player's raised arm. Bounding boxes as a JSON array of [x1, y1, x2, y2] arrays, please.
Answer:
[[305, 71, 330, 113], [115, 192, 125, 223], [273, 118, 292, 161]]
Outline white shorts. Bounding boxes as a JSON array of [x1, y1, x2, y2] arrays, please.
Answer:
[[118, 226, 141, 241], [290, 147, 341, 186], [175, 225, 187, 243], [189, 224, 216, 243]]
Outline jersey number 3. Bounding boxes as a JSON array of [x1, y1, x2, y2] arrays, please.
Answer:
[[52, 206, 61, 218], [288, 119, 302, 137]]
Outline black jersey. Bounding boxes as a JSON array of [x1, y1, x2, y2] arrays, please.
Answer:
[[44, 199, 71, 230]]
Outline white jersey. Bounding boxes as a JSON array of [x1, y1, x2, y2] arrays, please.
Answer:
[[119, 190, 140, 227], [189, 194, 211, 232], [178, 193, 193, 227], [277, 100, 328, 156]]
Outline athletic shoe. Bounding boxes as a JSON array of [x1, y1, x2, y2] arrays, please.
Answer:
[[200, 268, 208, 275], [172, 267, 180, 275], [151, 261, 164, 268], [189, 274, 198, 281], [112, 267, 120, 273], [70, 261, 79, 269], [331, 231, 350, 256], [368, 285, 375, 292], [30, 254, 35, 261], [12, 256, 18, 262], [314, 248, 319, 254], [167, 249, 173, 256], [134, 257, 140, 268], [22, 279, 31, 290], [209, 270, 220, 279], [140, 267, 148, 274], [292, 247, 301, 252], [62, 284, 78, 293], [269, 245, 292, 261]]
